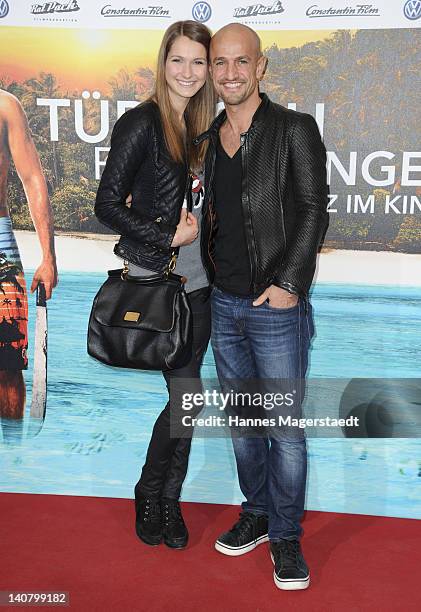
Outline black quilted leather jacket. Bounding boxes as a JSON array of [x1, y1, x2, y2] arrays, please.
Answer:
[[95, 100, 187, 272], [194, 93, 329, 297]]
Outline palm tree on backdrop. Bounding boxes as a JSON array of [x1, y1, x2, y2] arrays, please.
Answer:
[[108, 68, 138, 101], [135, 67, 155, 100], [21, 72, 64, 190]]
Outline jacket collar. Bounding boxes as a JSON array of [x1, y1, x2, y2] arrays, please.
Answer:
[[194, 92, 271, 145]]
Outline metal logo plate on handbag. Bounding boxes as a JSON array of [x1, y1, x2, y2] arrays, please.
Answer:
[[124, 311, 141, 322]]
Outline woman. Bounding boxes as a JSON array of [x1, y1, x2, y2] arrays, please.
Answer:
[[95, 21, 216, 549]]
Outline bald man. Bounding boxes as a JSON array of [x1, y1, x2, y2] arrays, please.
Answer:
[[194, 24, 328, 590], [0, 90, 57, 424]]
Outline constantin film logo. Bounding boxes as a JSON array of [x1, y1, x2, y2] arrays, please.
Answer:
[[31, 1, 80, 15], [306, 4, 380, 18], [0, 0, 9, 18], [403, 0, 421, 20], [233, 1, 284, 19], [100, 4, 171, 17]]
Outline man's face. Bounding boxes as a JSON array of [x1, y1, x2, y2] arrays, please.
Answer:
[[210, 31, 265, 106]]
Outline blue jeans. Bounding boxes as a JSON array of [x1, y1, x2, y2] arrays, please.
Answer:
[[211, 287, 314, 540]]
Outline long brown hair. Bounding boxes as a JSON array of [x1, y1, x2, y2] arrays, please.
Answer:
[[151, 20, 216, 171]]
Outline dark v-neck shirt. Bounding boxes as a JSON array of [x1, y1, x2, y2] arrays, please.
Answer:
[[213, 137, 252, 296]]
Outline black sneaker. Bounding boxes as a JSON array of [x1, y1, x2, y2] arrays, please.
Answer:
[[215, 511, 268, 556], [270, 539, 310, 590], [134, 496, 162, 546], [161, 498, 188, 549]]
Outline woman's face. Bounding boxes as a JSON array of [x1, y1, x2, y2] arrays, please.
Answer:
[[165, 35, 208, 105]]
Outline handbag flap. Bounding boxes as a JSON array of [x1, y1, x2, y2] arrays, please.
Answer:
[[92, 274, 182, 332]]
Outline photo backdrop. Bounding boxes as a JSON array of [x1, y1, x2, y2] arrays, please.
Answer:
[[1, 0, 420, 519]]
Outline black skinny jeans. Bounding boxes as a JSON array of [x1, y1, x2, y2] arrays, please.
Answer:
[[135, 287, 211, 500]]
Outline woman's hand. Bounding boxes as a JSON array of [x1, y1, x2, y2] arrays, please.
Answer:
[[171, 210, 198, 247]]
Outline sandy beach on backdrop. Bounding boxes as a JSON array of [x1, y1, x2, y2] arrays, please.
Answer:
[[14, 230, 421, 287]]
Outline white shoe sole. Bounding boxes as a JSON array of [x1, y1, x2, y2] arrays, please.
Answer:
[[270, 551, 310, 591], [215, 533, 269, 556]]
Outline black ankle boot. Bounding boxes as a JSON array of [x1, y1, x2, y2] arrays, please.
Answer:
[[161, 498, 188, 549], [134, 496, 162, 546]]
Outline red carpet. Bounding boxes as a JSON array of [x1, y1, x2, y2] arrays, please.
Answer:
[[1, 493, 420, 611]]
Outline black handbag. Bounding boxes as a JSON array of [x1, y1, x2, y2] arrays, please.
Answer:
[[88, 173, 196, 370], [87, 262, 193, 371]]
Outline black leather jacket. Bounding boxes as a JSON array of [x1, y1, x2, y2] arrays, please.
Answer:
[[194, 93, 329, 297], [95, 100, 188, 273]]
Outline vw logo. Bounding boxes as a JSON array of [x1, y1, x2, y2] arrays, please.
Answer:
[[192, 1, 212, 22], [0, 0, 9, 18], [403, 0, 421, 19]]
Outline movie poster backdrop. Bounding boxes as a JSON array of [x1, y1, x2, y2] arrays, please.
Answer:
[[0, 0, 420, 518]]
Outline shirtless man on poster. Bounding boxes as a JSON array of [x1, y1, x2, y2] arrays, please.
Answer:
[[0, 89, 57, 420]]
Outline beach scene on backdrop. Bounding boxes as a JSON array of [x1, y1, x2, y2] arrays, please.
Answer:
[[0, 26, 420, 518]]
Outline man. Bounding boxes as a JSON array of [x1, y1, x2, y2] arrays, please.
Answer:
[[0, 89, 57, 422], [195, 25, 328, 590]]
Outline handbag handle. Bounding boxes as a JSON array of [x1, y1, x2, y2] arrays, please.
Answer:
[[121, 256, 177, 281]]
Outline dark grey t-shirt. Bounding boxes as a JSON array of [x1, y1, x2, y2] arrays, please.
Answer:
[[128, 170, 208, 293]]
